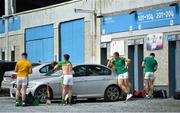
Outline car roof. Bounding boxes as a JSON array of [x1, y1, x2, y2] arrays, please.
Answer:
[[73, 64, 111, 69]]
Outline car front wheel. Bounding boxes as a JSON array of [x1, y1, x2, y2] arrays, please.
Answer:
[[104, 85, 121, 102], [34, 85, 52, 103]]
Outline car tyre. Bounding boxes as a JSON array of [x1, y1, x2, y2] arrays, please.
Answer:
[[104, 85, 121, 102], [34, 85, 53, 103], [87, 98, 97, 102]]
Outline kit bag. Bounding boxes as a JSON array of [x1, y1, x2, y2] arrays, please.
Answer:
[[153, 90, 167, 99], [174, 91, 180, 100]]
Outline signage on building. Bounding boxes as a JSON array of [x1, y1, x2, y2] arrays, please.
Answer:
[[110, 40, 125, 56], [101, 5, 180, 35], [101, 43, 107, 48], [147, 33, 164, 50], [137, 6, 178, 29], [128, 39, 144, 46], [101, 34, 112, 42]]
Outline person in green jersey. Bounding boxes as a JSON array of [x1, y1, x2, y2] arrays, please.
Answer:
[[110, 52, 132, 101], [142, 53, 158, 99], [54, 54, 73, 105]]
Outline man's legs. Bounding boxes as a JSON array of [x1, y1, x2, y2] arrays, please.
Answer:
[[61, 85, 65, 103], [149, 79, 155, 97], [21, 85, 27, 104], [16, 85, 22, 106], [68, 85, 73, 104], [124, 78, 131, 94], [144, 79, 149, 95], [117, 78, 127, 93], [124, 77, 132, 100]]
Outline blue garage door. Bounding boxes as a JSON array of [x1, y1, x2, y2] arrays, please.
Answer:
[[60, 19, 84, 64], [26, 24, 54, 62]]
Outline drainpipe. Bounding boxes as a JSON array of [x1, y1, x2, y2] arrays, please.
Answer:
[[4, 0, 15, 61], [4, 0, 10, 61]]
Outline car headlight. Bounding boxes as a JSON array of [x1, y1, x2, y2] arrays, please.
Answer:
[[28, 83, 37, 88]]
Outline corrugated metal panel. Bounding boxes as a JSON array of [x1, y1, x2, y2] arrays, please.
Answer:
[[60, 19, 84, 64], [26, 24, 53, 41], [26, 24, 54, 62]]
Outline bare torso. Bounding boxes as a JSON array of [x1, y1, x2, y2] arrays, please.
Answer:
[[62, 64, 73, 75]]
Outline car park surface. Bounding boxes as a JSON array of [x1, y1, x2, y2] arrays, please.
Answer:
[[0, 97, 180, 112]]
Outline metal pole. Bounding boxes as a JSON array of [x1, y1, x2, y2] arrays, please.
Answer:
[[5, 0, 10, 61]]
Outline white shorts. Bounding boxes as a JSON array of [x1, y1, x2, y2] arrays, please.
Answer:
[[117, 72, 128, 79], [17, 77, 28, 86], [63, 75, 73, 85], [144, 72, 155, 80]]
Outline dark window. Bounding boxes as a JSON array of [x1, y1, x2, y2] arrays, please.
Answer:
[[11, 51, 15, 61], [39, 65, 51, 73], [87, 65, 111, 76], [1, 51, 5, 60], [73, 66, 86, 77]]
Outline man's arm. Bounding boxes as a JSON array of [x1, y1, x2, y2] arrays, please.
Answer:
[[142, 58, 146, 68], [29, 64, 32, 74], [154, 65, 158, 72], [142, 62, 145, 68], [29, 67, 32, 74], [154, 61, 158, 72], [107, 59, 113, 68], [15, 63, 18, 72], [125, 58, 131, 68], [54, 64, 60, 70]]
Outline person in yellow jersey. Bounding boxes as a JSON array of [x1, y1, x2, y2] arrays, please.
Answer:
[[15, 53, 32, 106]]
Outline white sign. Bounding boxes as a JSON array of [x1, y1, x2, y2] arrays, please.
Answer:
[[110, 40, 125, 56], [101, 35, 112, 43]]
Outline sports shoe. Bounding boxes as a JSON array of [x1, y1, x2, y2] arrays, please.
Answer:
[[60, 99, 65, 105], [126, 94, 133, 101], [15, 102, 21, 107], [22, 101, 26, 107], [15, 99, 21, 107], [144, 95, 150, 99]]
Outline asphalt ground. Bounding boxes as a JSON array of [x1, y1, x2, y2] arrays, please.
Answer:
[[0, 94, 180, 112]]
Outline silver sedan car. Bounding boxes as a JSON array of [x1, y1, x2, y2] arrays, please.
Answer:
[[10, 64, 122, 103]]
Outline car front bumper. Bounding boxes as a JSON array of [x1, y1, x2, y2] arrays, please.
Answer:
[[10, 85, 36, 98]]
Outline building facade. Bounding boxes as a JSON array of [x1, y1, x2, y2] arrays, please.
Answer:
[[0, 0, 180, 96]]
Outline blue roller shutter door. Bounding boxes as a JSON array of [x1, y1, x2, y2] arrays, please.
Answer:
[[60, 19, 84, 64], [25, 24, 54, 62]]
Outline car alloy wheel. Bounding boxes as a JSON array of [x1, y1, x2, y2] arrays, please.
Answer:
[[104, 85, 121, 102], [34, 86, 49, 103]]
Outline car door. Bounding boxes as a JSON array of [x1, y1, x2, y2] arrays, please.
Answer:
[[85, 65, 112, 97], [72, 65, 89, 97], [48, 70, 62, 98]]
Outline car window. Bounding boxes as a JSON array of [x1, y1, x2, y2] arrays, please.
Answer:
[[87, 65, 111, 76], [40, 65, 52, 73], [73, 66, 86, 77]]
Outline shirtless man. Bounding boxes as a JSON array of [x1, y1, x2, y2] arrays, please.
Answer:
[[54, 54, 73, 105]]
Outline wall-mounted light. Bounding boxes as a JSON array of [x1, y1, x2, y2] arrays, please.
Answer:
[[96, 15, 103, 18], [74, 8, 95, 14], [129, 10, 137, 15], [169, 3, 178, 7], [169, 2, 179, 14]]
